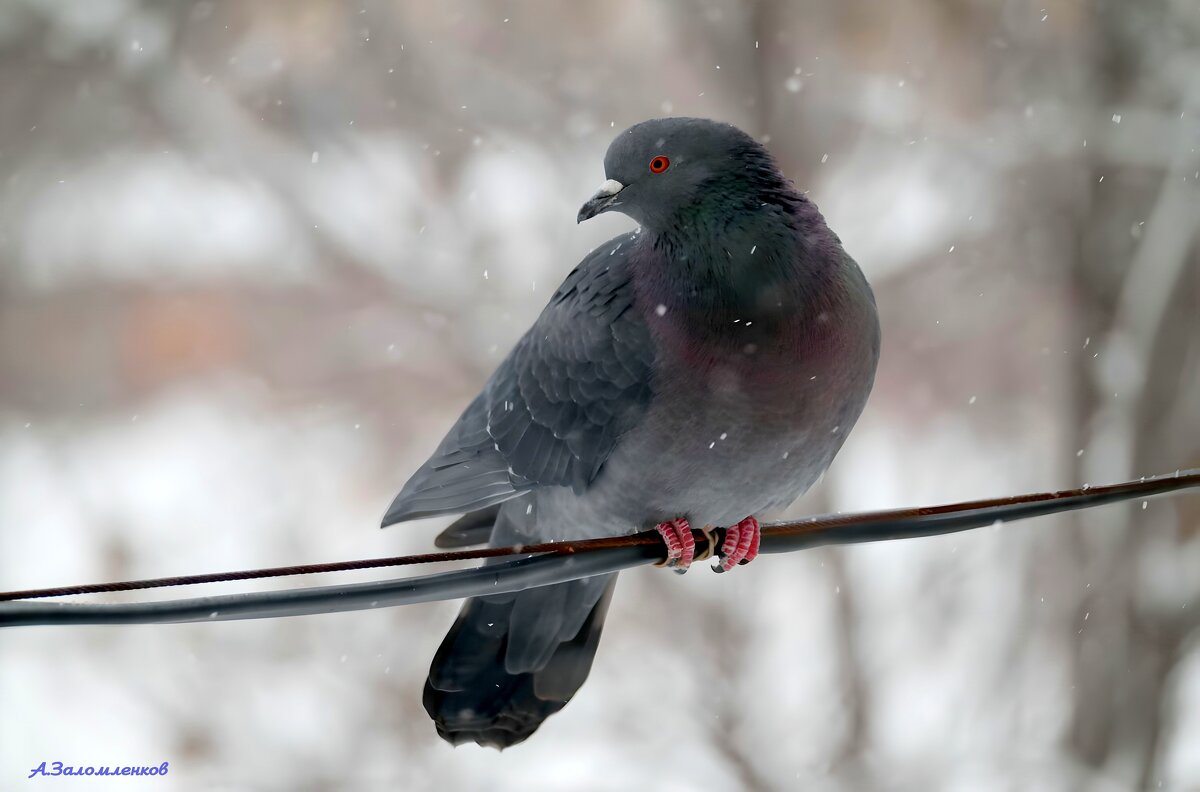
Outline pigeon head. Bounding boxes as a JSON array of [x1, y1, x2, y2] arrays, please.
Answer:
[[577, 117, 787, 231]]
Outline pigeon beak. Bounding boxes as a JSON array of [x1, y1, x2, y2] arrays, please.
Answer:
[[577, 179, 625, 223]]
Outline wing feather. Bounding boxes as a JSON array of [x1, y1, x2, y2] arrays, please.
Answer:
[[382, 233, 655, 526]]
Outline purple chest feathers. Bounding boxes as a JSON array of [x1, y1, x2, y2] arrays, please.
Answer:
[[642, 291, 859, 402]]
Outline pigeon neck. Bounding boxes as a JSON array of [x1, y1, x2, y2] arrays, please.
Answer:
[[635, 194, 841, 331]]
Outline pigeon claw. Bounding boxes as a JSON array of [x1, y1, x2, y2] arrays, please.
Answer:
[[714, 516, 760, 573], [654, 518, 695, 574]]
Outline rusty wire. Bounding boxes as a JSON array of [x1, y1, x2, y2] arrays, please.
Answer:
[[0, 469, 1196, 627]]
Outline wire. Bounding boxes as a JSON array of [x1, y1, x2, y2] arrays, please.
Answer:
[[0, 547, 660, 628], [0, 469, 1196, 628], [0, 534, 664, 602]]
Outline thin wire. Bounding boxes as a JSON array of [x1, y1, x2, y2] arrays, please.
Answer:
[[0, 469, 1196, 628], [0, 546, 660, 628], [0, 534, 662, 602], [1, 469, 1195, 605]]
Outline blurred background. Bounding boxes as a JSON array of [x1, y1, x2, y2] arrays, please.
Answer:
[[1, 1, 1198, 789]]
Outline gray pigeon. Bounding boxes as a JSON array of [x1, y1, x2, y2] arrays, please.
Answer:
[[382, 117, 880, 748]]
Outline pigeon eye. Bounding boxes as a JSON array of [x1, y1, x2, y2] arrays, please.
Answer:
[[649, 155, 670, 174]]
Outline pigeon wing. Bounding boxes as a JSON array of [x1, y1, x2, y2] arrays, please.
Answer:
[[382, 233, 654, 526]]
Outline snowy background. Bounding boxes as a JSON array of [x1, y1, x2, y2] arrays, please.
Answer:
[[1, 1, 1198, 789]]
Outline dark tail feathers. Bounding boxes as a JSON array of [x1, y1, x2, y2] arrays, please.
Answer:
[[433, 505, 502, 548], [423, 576, 617, 749]]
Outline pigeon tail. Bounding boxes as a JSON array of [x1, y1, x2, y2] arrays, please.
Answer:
[[433, 505, 502, 548], [423, 575, 617, 749]]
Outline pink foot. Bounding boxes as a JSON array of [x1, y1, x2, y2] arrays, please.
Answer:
[[654, 518, 695, 573], [714, 516, 760, 573]]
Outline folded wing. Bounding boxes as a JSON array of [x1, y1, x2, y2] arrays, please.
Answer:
[[382, 233, 654, 526]]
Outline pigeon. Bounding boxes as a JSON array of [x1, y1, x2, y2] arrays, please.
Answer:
[[382, 117, 880, 749]]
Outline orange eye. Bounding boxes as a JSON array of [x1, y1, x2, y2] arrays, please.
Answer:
[[649, 155, 670, 174]]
